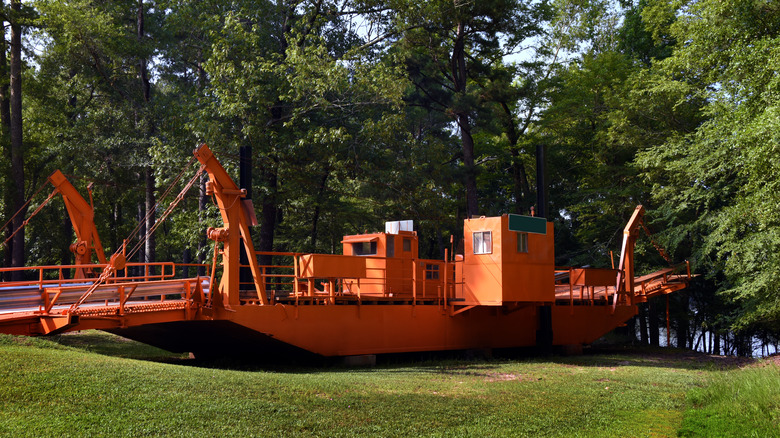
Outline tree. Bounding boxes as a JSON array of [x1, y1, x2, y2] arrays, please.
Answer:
[[0, 0, 37, 279], [198, 1, 414, 259], [636, 0, 780, 333], [534, 0, 701, 345], [31, 0, 166, 272], [354, 0, 551, 217]]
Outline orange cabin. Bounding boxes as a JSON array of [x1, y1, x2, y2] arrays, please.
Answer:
[[340, 221, 449, 299], [341, 221, 418, 297], [461, 214, 555, 305], [336, 215, 556, 305]]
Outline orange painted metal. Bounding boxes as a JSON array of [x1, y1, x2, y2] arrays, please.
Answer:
[[194, 144, 266, 306], [570, 268, 619, 286], [0, 146, 692, 357], [614, 205, 644, 309], [462, 216, 555, 305], [48, 170, 107, 277], [299, 254, 367, 279], [342, 231, 418, 296], [0, 273, 206, 336]]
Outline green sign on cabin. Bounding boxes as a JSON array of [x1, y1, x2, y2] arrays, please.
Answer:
[[508, 214, 547, 234]]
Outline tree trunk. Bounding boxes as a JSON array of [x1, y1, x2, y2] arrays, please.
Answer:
[[9, 0, 25, 280], [112, 201, 122, 255], [499, 103, 532, 214], [310, 168, 329, 251], [452, 21, 478, 217], [459, 114, 478, 217], [638, 303, 649, 345], [511, 152, 532, 215], [197, 173, 208, 276], [735, 333, 750, 357], [239, 144, 253, 289], [196, 51, 208, 276], [257, 166, 278, 268], [0, 13, 10, 281], [676, 294, 689, 349], [60, 212, 72, 278], [137, 0, 150, 103], [648, 298, 660, 347], [693, 331, 703, 352], [144, 167, 155, 271], [0, 25, 9, 132], [137, 202, 145, 277], [616, 315, 637, 345], [182, 248, 191, 278], [138, 0, 155, 273]]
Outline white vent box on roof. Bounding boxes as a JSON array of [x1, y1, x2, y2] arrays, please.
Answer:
[[385, 220, 413, 234]]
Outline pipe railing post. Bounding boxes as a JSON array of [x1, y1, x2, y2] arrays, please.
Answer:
[[412, 259, 417, 305]]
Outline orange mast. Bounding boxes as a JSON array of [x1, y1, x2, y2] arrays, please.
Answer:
[[193, 144, 267, 307], [48, 170, 107, 277]]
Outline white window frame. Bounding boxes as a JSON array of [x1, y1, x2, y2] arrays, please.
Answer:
[[473, 231, 492, 255]]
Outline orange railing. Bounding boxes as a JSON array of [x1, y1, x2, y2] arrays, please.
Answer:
[[632, 261, 691, 300], [0, 262, 179, 287], [231, 252, 463, 307], [0, 262, 210, 315], [554, 261, 691, 311]]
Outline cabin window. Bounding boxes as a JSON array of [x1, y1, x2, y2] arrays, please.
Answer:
[[352, 241, 377, 256], [425, 264, 440, 280], [386, 236, 395, 257], [517, 232, 528, 253], [403, 238, 411, 252], [473, 231, 492, 255]]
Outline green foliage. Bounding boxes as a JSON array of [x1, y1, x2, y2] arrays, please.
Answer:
[[199, 2, 422, 253], [636, 0, 780, 331], [542, 50, 639, 266], [538, 0, 689, 267], [357, 0, 553, 216]]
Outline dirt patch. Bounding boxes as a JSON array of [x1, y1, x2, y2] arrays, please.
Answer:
[[640, 351, 756, 369], [439, 367, 526, 382], [484, 372, 523, 382], [744, 353, 780, 369], [585, 346, 757, 370]]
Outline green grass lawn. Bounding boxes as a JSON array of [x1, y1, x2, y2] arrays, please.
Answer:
[[0, 331, 777, 437]]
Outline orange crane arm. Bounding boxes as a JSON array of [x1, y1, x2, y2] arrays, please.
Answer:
[[48, 170, 107, 266], [614, 205, 645, 307], [193, 144, 267, 307]]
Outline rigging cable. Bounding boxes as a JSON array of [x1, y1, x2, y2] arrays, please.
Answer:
[[0, 178, 61, 252], [68, 158, 205, 313]]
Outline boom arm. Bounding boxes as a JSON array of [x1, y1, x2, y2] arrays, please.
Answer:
[[193, 144, 267, 307], [48, 171, 107, 276], [614, 205, 645, 308]]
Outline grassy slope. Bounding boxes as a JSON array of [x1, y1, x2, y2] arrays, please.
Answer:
[[679, 358, 780, 438], [0, 332, 776, 437]]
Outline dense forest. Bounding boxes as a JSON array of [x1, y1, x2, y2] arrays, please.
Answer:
[[0, 0, 777, 356]]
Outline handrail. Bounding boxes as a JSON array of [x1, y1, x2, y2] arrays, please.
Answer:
[[0, 262, 214, 292], [226, 253, 466, 306], [553, 263, 691, 310], [0, 275, 210, 315]]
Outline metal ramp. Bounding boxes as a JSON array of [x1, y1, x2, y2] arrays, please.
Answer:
[[0, 274, 209, 336]]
